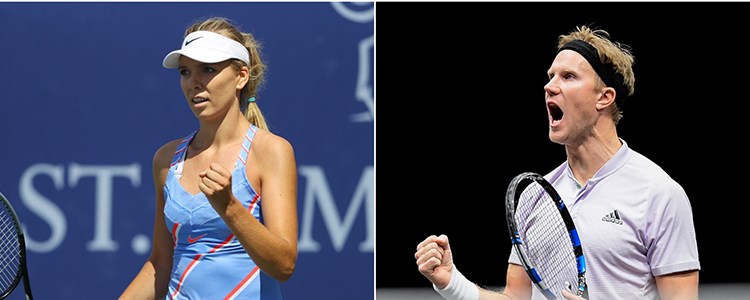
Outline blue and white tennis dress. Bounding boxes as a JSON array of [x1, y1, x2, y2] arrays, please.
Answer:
[[163, 125, 282, 300]]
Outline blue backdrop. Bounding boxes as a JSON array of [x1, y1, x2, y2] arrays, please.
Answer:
[[0, 2, 373, 299]]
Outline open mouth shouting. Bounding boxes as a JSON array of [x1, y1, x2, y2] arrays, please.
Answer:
[[548, 101, 563, 127]]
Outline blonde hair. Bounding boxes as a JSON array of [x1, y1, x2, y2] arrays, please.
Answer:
[[558, 25, 635, 124], [185, 17, 269, 130]]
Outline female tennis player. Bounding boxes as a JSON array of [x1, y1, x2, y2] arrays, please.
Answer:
[[120, 16, 298, 300]]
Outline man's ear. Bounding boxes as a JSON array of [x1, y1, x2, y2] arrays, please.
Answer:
[[596, 87, 616, 111]]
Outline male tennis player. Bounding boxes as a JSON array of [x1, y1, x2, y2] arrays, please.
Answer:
[[415, 25, 700, 300]]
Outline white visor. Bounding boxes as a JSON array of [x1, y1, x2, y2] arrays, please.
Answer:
[[162, 30, 250, 69]]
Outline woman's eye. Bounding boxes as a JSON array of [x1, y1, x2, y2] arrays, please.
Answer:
[[203, 67, 216, 73]]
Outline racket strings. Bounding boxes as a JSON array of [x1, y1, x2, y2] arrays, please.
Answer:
[[515, 182, 578, 295], [0, 207, 21, 292]]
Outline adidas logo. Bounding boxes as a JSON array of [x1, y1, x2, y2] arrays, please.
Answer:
[[602, 209, 623, 225]]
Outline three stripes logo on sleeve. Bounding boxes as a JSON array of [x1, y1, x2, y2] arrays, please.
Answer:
[[602, 209, 623, 225]]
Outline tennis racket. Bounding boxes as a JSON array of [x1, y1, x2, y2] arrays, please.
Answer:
[[505, 172, 586, 299], [0, 192, 33, 300]]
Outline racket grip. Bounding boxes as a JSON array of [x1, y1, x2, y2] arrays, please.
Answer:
[[433, 268, 479, 300]]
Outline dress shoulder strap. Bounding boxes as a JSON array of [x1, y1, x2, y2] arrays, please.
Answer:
[[236, 125, 258, 168], [170, 130, 198, 178]]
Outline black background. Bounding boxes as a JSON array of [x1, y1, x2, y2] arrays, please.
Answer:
[[376, 2, 748, 289]]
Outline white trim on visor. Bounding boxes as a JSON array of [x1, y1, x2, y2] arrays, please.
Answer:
[[162, 31, 250, 69]]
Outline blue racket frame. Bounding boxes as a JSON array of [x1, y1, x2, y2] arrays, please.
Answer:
[[505, 172, 587, 299]]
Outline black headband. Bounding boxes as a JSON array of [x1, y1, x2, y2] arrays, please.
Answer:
[[559, 39, 629, 109]]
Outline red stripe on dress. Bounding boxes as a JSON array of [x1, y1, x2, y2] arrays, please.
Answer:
[[170, 252, 205, 298], [171, 223, 180, 249], [170, 230, 235, 298], [209, 233, 236, 254], [248, 194, 260, 214], [223, 266, 260, 300]]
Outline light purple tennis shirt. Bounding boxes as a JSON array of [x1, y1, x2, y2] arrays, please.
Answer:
[[508, 139, 700, 299]]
